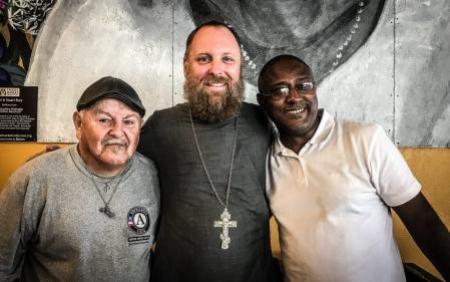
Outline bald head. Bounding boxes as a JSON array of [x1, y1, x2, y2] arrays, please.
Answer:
[[258, 55, 313, 94], [184, 20, 242, 62]]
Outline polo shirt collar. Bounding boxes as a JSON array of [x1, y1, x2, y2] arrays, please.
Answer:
[[272, 109, 335, 156], [308, 109, 335, 145]]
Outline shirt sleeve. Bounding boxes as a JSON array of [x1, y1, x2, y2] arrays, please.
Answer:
[[0, 164, 44, 281], [368, 125, 421, 207]]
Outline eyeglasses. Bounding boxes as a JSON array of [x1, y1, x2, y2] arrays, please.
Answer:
[[260, 81, 315, 99]]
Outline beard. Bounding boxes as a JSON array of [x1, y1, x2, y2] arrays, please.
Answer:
[[184, 72, 245, 123]]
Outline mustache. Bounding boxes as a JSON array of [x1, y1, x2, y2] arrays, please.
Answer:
[[102, 138, 128, 146], [202, 75, 230, 85], [284, 101, 310, 111]]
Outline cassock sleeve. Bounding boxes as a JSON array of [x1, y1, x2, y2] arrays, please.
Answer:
[[138, 111, 159, 160]]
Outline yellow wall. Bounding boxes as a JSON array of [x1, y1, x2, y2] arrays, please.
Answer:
[[0, 144, 448, 279], [0, 143, 70, 188]]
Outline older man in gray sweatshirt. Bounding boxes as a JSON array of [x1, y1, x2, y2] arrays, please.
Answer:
[[0, 77, 159, 282]]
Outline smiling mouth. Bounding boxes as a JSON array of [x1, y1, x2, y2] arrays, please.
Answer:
[[287, 107, 305, 114], [203, 75, 229, 88], [284, 104, 308, 115], [205, 82, 226, 87]]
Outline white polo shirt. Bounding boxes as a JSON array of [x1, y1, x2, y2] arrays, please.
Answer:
[[267, 110, 421, 282]]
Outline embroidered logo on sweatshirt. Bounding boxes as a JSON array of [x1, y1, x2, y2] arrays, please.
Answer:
[[127, 206, 150, 235]]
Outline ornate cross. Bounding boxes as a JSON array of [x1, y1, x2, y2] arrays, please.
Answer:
[[213, 208, 237, 250]]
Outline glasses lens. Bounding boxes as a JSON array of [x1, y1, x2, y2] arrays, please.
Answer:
[[271, 86, 290, 97], [296, 81, 314, 91]]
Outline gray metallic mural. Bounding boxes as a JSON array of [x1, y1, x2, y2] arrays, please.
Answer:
[[8, 0, 450, 146], [188, 0, 386, 84]]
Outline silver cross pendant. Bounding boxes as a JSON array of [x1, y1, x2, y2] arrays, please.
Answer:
[[213, 208, 237, 249]]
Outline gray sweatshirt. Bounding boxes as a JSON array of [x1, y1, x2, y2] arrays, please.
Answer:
[[0, 145, 159, 282]]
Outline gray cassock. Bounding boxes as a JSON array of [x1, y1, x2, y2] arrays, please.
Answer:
[[138, 103, 278, 282]]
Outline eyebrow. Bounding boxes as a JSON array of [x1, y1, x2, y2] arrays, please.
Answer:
[[94, 109, 139, 119], [269, 82, 290, 88], [270, 76, 313, 85], [93, 108, 112, 116], [222, 52, 237, 56], [123, 114, 140, 120], [195, 52, 211, 56], [195, 51, 237, 57]]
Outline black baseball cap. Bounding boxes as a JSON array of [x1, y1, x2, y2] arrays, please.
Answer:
[[76, 76, 146, 117]]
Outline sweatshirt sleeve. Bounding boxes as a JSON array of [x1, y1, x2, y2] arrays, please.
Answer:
[[0, 164, 45, 281]]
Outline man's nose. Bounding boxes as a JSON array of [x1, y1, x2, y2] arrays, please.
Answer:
[[208, 60, 225, 76], [109, 121, 124, 136], [286, 86, 302, 102]]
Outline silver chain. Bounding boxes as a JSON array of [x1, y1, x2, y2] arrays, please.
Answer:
[[86, 161, 130, 218], [188, 106, 239, 208]]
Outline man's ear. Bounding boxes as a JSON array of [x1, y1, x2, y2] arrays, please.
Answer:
[[73, 111, 82, 129], [73, 111, 84, 141], [73, 112, 80, 127]]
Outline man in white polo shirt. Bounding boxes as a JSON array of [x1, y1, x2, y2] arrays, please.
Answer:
[[257, 54, 449, 282]]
